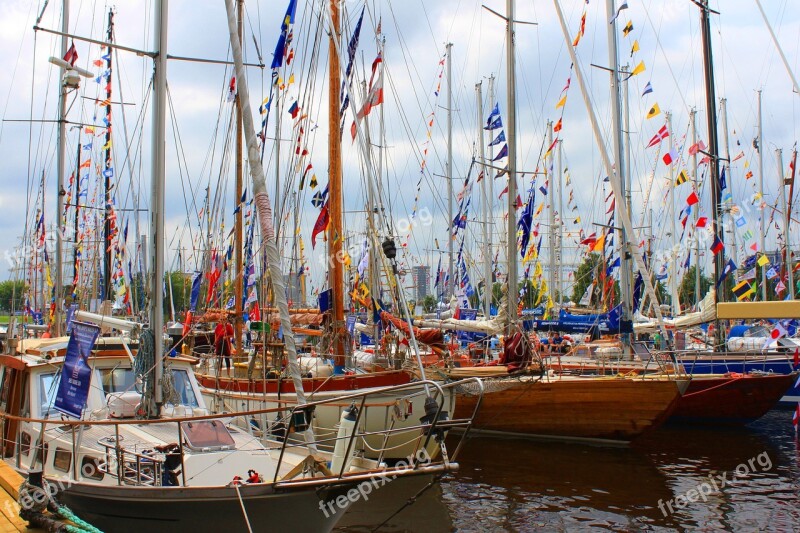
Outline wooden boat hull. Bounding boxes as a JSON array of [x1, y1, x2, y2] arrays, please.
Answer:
[[671, 373, 797, 424], [196, 368, 411, 394], [452, 375, 684, 443]]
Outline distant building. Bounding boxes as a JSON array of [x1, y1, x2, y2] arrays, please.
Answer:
[[412, 265, 430, 302]]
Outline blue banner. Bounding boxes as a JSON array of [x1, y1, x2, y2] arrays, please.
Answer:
[[54, 321, 100, 419], [346, 315, 357, 336], [65, 303, 78, 333]]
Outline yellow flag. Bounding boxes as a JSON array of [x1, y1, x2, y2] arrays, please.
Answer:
[[555, 95, 567, 109], [757, 254, 770, 267], [630, 40, 640, 55], [534, 203, 544, 217], [591, 233, 606, 252], [631, 60, 645, 76], [288, 74, 295, 85], [646, 103, 661, 119]]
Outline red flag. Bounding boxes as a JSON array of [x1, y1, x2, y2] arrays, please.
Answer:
[[696, 216, 708, 228], [311, 203, 330, 248], [498, 184, 509, 199], [606, 198, 615, 214], [646, 125, 669, 148], [686, 192, 699, 206], [63, 42, 78, 66], [251, 301, 261, 322], [553, 118, 563, 132]]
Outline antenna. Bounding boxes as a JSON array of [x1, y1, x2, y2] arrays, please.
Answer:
[[48, 56, 94, 78]]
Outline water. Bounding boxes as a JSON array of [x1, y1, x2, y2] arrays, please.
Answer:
[[340, 408, 800, 531]]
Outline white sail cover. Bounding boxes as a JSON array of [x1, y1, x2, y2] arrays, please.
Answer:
[[414, 295, 508, 335], [633, 289, 716, 333]]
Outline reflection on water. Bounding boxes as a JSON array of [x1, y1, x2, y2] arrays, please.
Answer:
[[338, 409, 800, 531]]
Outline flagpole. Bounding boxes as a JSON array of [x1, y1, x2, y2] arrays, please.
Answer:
[[690, 109, 701, 305]]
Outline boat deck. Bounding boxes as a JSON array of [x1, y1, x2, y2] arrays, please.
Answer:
[[0, 462, 33, 531]]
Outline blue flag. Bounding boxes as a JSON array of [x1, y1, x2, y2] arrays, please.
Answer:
[[271, 0, 297, 70], [488, 130, 506, 147]]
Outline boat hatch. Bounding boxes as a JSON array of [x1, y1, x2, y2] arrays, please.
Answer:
[[180, 420, 236, 452]]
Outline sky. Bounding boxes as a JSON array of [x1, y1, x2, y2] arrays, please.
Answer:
[[0, 0, 798, 306]]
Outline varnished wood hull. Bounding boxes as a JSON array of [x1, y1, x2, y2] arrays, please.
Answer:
[[196, 369, 411, 394], [671, 373, 797, 424], [453, 376, 684, 443]]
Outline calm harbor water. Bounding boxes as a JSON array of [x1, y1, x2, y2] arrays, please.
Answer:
[[339, 408, 800, 532]]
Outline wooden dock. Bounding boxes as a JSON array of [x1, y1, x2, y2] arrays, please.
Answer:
[[0, 462, 32, 532]]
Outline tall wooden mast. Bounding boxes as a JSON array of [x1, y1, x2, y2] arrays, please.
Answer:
[[102, 9, 115, 303], [328, 0, 346, 369]]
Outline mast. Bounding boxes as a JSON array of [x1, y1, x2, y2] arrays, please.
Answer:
[[690, 109, 701, 304], [223, 0, 315, 450], [719, 98, 736, 269], [488, 75, 495, 303], [547, 122, 556, 305], [476, 81, 491, 317], [328, 0, 347, 369], [72, 133, 81, 294], [363, 80, 379, 340], [606, 0, 631, 337], [102, 9, 114, 304], [757, 90, 767, 301], [788, 149, 797, 298], [233, 0, 244, 356], [505, 0, 518, 331], [552, 0, 671, 344], [54, 0, 70, 336], [699, 0, 723, 302], [446, 42, 454, 298], [149, 0, 168, 412], [556, 139, 564, 306], [754, 0, 800, 97], [777, 149, 793, 300], [667, 111, 679, 316]]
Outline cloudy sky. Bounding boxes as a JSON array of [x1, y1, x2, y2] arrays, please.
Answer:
[[0, 0, 798, 304]]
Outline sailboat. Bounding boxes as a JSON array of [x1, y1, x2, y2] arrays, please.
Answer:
[[1, 1, 478, 531], [194, 0, 464, 461], [527, 0, 797, 424], [416, 0, 686, 444]]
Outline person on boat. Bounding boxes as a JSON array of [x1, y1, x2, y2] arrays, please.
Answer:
[[214, 316, 234, 377], [551, 332, 565, 354]]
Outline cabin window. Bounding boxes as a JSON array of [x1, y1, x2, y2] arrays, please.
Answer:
[[34, 442, 49, 467], [39, 373, 61, 418], [0, 368, 12, 413], [53, 448, 72, 472], [20, 432, 31, 456], [181, 420, 235, 451], [80, 456, 104, 481], [168, 370, 199, 407], [99, 368, 136, 395]]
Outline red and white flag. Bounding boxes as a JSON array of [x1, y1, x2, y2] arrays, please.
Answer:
[[63, 41, 78, 66], [646, 125, 669, 148], [351, 54, 384, 140]]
